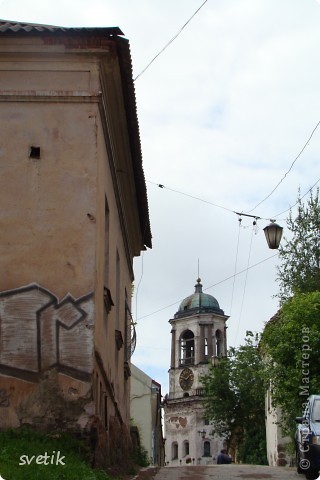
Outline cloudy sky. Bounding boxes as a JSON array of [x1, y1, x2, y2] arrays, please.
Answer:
[[1, 0, 320, 395]]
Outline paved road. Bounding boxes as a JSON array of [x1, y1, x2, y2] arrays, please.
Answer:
[[149, 464, 304, 480]]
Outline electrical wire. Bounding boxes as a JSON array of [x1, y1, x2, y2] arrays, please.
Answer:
[[147, 180, 236, 214], [246, 120, 320, 213], [229, 217, 242, 316], [141, 125, 319, 326], [233, 227, 254, 346], [272, 177, 320, 219], [147, 173, 320, 223], [147, 118, 319, 222], [134, 0, 208, 81], [134, 249, 144, 322], [137, 253, 278, 321]]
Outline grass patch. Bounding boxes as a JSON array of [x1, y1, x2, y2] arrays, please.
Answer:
[[0, 427, 112, 479]]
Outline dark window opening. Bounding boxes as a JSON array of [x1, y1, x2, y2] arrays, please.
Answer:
[[30, 146, 41, 159], [203, 441, 211, 457], [115, 329, 124, 350], [104, 287, 114, 314], [184, 441, 189, 456], [180, 330, 195, 365], [172, 442, 178, 460]]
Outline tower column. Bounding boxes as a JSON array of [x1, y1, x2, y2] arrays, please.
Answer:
[[224, 326, 227, 356], [199, 324, 205, 363], [212, 329, 217, 356], [207, 324, 213, 357], [170, 329, 176, 368]]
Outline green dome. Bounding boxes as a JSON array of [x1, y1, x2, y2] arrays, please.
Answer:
[[175, 278, 224, 318]]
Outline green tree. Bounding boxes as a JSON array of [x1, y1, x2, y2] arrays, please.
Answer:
[[261, 189, 320, 436], [261, 291, 320, 436], [202, 333, 267, 464], [277, 188, 320, 304]]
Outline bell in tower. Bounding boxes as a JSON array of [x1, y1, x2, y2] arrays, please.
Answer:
[[163, 279, 229, 466]]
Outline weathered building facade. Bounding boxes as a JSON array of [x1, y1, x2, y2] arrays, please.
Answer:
[[130, 364, 165, 466], [263, 314, 293, 467], [0, 19, 151, 469], [163, 279, 228, 466], [265, 392, 292, 467]]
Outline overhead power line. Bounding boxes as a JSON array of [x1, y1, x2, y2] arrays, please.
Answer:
[[233, 227, 254, 345], [147, 180, 235, 213], [147, 116, 320, 221], [136, 253, 278, 321], [273, 177, 320, 218], [148, 177, 320, 223], [245, 120, 320, 213], [134, 0, 208, 81]]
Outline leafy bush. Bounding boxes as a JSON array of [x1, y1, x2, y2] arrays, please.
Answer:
[[237, 426, 268, 465], [132, 444, 150, 468]]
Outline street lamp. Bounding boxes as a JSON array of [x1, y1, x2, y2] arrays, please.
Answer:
[[234, 212, 283, 250], [263, 221, 283, 250]]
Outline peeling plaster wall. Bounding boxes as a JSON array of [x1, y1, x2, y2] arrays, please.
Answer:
[[0, 371, 93, 430], [163, 399, 225, 466]]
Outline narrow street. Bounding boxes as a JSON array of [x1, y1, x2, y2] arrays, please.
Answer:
[[135, 464, 302, 480]]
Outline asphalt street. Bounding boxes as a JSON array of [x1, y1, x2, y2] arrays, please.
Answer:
[[136, 464, 307, 480]]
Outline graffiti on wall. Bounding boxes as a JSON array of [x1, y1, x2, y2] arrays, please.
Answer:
[[0, 284, 94, 382]]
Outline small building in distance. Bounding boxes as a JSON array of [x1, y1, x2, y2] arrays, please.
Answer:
[[130, 364, 165, 466]]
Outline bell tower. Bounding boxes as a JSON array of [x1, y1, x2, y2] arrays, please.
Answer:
[[163, 279, 229, 466]]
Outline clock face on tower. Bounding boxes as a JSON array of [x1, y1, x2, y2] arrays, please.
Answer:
[[179, 367, 194, 390]]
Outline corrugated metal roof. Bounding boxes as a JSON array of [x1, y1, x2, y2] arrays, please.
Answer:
[[0, 19, 123, 36], [115, 38, 152, 249]]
